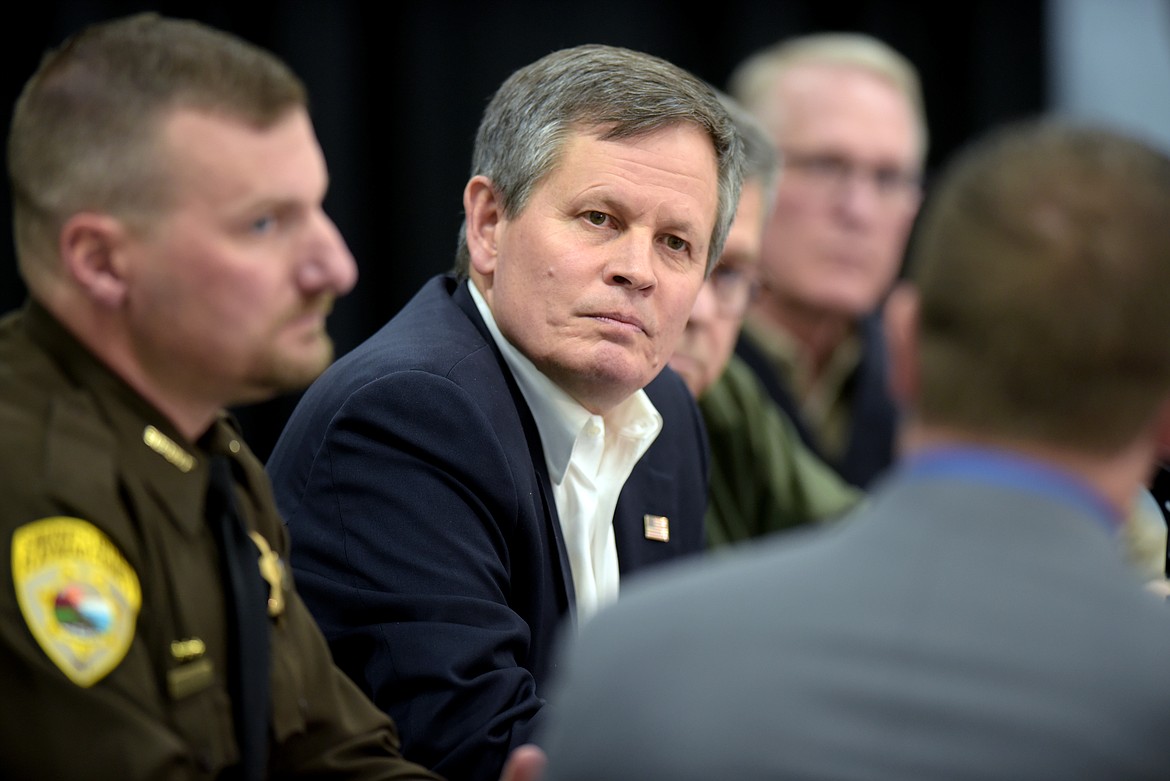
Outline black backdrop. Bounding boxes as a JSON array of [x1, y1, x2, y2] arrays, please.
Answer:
[[0, 0, 1046, 461]]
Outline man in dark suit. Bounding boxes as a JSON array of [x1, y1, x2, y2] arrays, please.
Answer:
[[266, 44, 743, 781], [535, 119, 1170, 780]]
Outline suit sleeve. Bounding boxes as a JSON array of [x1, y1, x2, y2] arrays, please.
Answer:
[[274, 369, 545, 781]]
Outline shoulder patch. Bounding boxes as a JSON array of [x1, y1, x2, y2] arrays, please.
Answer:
[[12, 517, 142, 687]]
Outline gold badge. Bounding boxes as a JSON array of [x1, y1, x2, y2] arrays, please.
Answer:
[[643, 514, 670, 542], [248, 531, 286, 618], [12, 517, 142, 687]]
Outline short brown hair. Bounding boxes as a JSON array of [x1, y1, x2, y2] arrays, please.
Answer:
[[911, 119, 1170, 452], [8, 12, 307, 282]]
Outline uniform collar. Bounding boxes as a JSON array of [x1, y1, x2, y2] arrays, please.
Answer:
[[26, 300, 231, 537]]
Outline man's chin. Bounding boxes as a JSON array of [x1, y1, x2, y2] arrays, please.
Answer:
[[555, 361, 661, 414], [250, 345, 335, 399], [810, 278, 898, 317]]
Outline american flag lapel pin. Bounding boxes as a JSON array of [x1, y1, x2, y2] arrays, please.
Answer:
[[643, 514, 669, 542]]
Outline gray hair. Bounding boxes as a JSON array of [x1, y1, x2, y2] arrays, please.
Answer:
[[455, 43, 744, 277], [728, 32, 928, 164]]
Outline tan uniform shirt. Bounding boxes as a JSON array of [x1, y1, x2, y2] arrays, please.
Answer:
[[740, 316, 861, 462]]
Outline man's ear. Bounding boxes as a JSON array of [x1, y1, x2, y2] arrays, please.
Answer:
[[59, 212, 131, 308], [464, 175, 503, 277], [884, 281, 921, 410]]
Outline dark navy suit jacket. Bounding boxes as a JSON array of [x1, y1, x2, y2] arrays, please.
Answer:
[[266, 274, 708, 781]]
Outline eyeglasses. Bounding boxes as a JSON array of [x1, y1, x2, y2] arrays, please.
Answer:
[[782, 149, 922, 205], [707, 264, 758, 318]]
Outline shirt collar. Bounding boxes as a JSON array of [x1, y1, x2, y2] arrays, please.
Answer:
[[467, 280, 661, 484], [741, 314, 861, 402], [900, 444, 1123, 533], [23, 300, 223, 537]]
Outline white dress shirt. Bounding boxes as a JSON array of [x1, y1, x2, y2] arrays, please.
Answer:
[[469, 281, 662, 622]]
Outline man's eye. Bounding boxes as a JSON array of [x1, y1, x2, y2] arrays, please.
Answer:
[[250, 215, 277, 234], [585, 211, 608, 226], [874, 167, 914, 193], [808, 155, 848, 178], [664, 235, 688, 252]]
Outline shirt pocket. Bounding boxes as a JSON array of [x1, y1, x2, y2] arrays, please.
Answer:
[[167, 661, 238, 775]]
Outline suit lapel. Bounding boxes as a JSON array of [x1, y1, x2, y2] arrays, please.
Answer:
[[613, 460, 677, 571], [452, 278, 577, 619]]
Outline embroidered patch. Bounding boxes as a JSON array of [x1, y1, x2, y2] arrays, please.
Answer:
[[12, 517, 142, 687]]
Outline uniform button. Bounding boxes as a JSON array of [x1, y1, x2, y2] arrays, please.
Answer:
[[228, 440, 241, 454]]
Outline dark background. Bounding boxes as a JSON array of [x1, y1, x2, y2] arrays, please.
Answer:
[[0, 1, 1047, 460]]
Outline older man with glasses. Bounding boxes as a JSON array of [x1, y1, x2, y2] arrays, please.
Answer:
[[669, 93, 861, 549], [727, 33, 926, 490]]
